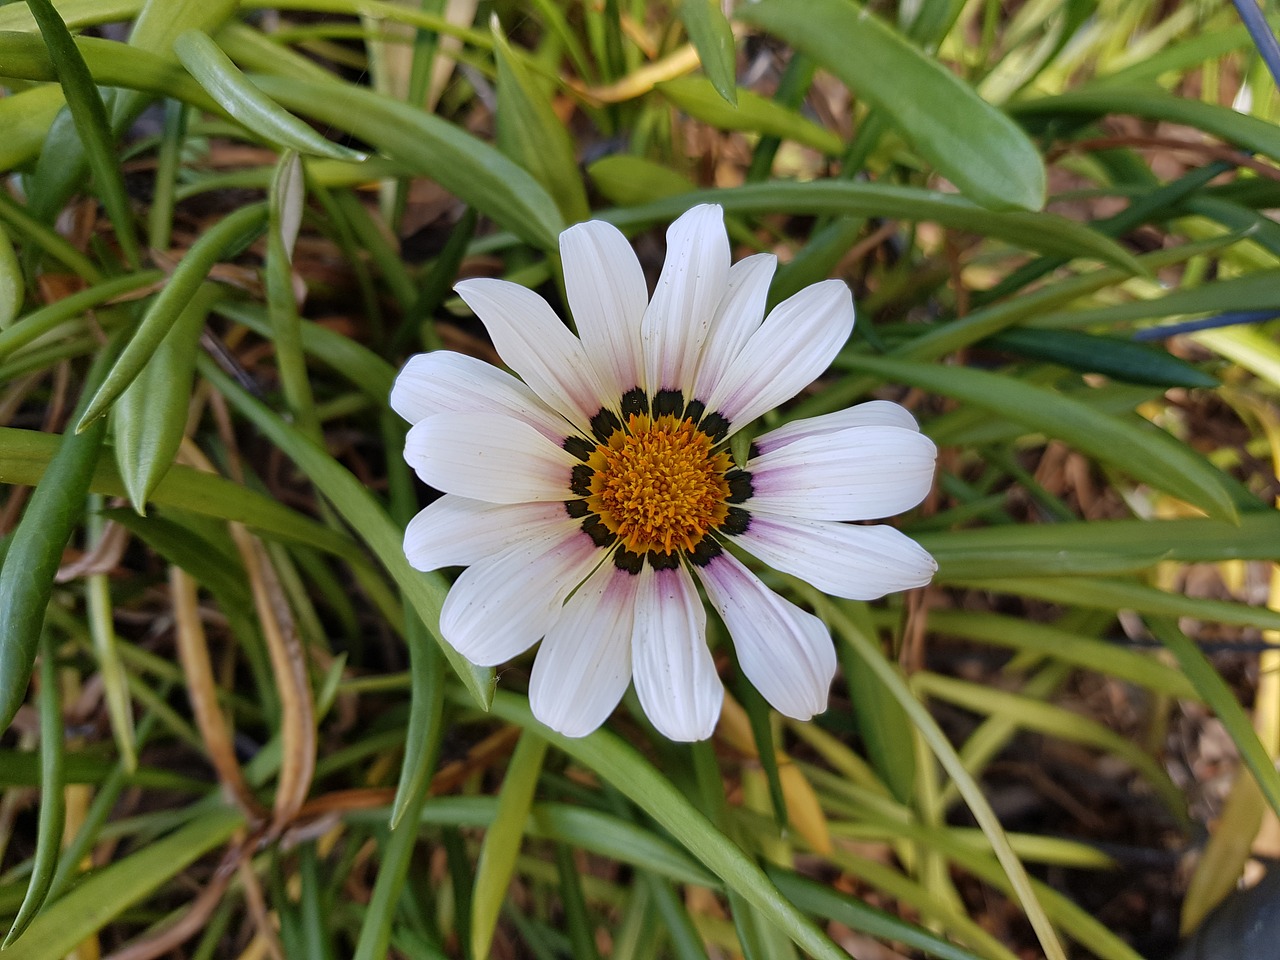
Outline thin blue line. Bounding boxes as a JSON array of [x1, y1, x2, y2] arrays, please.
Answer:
[[1231, 0, 1280, 92], [1132, 310, 1280, 340]]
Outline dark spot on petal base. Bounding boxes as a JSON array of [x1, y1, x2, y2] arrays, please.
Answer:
[[653, 389, 684, 419], [726, 468, 753, 503], [591, 408, 622, 443], [647, 550, 680, 571], [687, 536, 723, 567], [582, 516, 617, 548], [613, 548, 644, 575], [570, 464, 594, 496], [563, 435, 594, 461], [699, 412, 730, 443], [621, 388, 649, 419], [721, 506, 751, 536]]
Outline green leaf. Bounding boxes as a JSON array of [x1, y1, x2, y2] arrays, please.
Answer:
[[0, 749, 204, 791], [914, 672, 1186, 818], [213, 299, 396, 403], [78, 203, 267, 430], [1012, 87, 1280, 164], [916, 514, 1280, 567], [813, 597, 1068, 960], [0, 0, 143, 30], [596, 180, 1142, 271], [0, 84, 68, 173], [0, 340, 115, 734], [265, 150, 319, 436], [0, 189, 100, 283], [915, 610, 1197, 700], [250, 73, 565, 251], [471, 730, 549, 960], [767, 868, 988, 960], [113, 284, 221, 512], [737, 0, 1046, 211], [104, 509, 249, 614], [1028, 270, 1280, 331], [843, 353, 1239, 522], [836, 602, 915, 804], [0, 32, 217, 113], [127, 0, 240, 63], [401, 797, 720, 886], [4, 637, 64, 946], [948, 576, 1280, 632], [21, 0, 142, 268], [0, 807, 244, 960], [0, 426, 353, 556], [1194, 326, 1280, 391], [555, 843, 603, 960], [354, 638, 444, 960], [477, 690, 852, 960], [0, 8, 218, 201], [492, 26, 590, 223], [389, 608, 443, 829], [1147, 618, 1280, 820], [984, 328, 1218, 388], [1088, 21, 1263, 89], [0, 222, 20, 330], [677, 0, 738, 105], [173, 29, 366, 160], [589, 155, 698, 207], [529, 806, 719, 888], [656, 76, 844, 155]]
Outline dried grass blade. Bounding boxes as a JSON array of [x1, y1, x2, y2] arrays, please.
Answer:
[[169, 565, 263, 819]]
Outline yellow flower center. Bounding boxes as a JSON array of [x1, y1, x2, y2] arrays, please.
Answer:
[[587, 414, 731, 556]]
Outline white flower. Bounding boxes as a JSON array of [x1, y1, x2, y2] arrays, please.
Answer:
[[392, 204, 937, 741]]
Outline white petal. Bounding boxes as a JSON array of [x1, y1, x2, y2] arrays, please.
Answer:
[[640, 204, 730, 395], [403, 495, 574, 571], [560, 220, 648, 400], [734, 514, 936, 601], [390, 351, 570, 443], [747, 425, 937, 521], [439, 528, 603, 666], [695, 552, 835, 720], [631, 565, 723, 741], [455, 278, 609, 432], [703, 280, 855, 434], [405, 411, 578, 503], [752, 400, 920, 456], [529, 562, 639, 737], [691, 253, 776, 403]]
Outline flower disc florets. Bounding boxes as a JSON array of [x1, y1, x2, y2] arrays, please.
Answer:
[[586, 411, 731, 555]]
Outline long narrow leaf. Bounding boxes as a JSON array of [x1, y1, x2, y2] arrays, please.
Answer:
[[594, 178, 1142, 271], [471, 731, 549, 960], [0, 341, 116, 733], [0, 808, 243, 960], [815, 598, 1068, 960], [1147, 618, 1280, 819], [0, 426, 352, 556], [23, 0, 141, 268], [477, 690, 857, 960], [78, 203, 267, 430], [677, 0, 738, 105], [174, 29, 365, 160], [250, 73, 565, 251], [3, 635, 65, 946], [738, 0, 1045, 211]]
